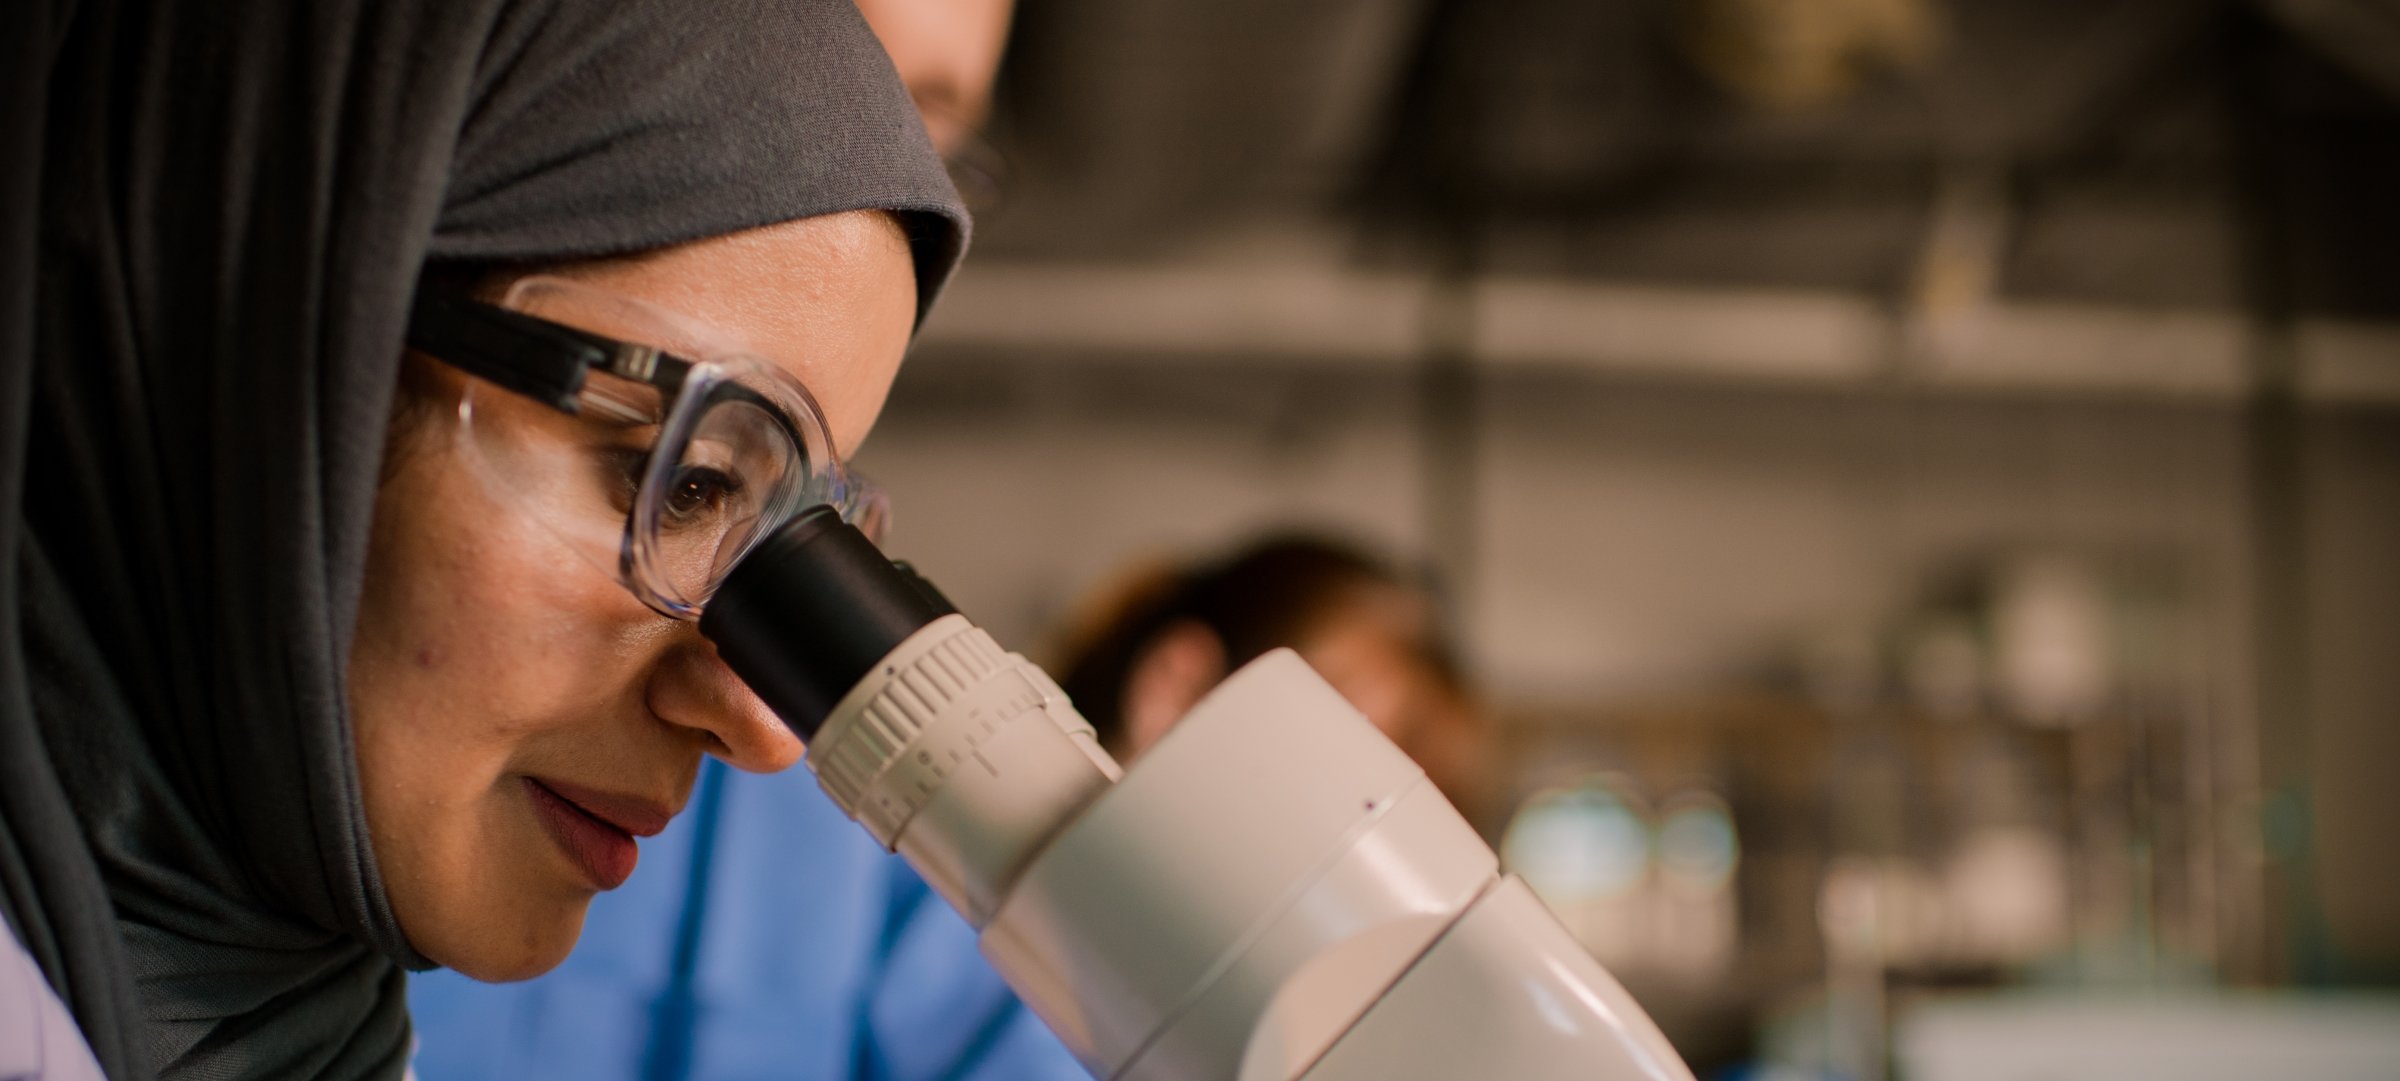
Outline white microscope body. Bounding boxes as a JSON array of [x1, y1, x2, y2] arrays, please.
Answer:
[[801, 612, 1695, 1081]]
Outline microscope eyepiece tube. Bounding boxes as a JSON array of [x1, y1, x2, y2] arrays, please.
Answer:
[[700, 506, 957, 741], [699, 506, 1120, 921]]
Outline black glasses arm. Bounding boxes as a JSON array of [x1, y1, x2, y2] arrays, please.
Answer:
[[407, 292, 792, 442], [405, 292, 619, 413]]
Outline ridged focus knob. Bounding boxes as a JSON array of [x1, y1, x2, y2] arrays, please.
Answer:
[[810, 620, 1012, 836]]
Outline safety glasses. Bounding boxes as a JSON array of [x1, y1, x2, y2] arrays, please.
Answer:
[[405, 276, 887, 620]]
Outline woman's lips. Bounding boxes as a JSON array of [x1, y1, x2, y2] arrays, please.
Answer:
[[523, 778, 670, 890]]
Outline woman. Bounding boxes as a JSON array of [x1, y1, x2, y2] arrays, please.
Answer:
[[402, 7, 1086, 1080], [2, 0, 964, 1077], [1052, 534, 1489, 815]]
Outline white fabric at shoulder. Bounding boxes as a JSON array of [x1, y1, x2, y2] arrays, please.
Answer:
[[0, 928, 107, 1081]]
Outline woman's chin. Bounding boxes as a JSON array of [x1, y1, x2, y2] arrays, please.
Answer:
[[414, 901, 590, 984]]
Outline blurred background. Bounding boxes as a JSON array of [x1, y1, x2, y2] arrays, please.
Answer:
[[852, 0, 2400, 1076]]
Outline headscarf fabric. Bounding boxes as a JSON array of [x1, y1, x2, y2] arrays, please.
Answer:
[[0, 1, 967, 1077]]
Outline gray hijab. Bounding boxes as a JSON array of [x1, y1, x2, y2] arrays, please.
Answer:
[[0, 0, 966, 1077]]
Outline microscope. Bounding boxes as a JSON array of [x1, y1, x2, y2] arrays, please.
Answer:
[[701, 508, 1696, 1081]]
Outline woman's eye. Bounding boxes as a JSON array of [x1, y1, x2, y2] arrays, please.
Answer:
[[662, 465, 745, 525]]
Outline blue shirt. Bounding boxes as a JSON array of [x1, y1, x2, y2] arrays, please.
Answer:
[[407, 761, 1086, 1081]]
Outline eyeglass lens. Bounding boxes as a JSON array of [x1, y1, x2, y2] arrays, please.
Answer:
[[646, 392, 807, 605]]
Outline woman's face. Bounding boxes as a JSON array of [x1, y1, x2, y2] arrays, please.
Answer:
[[350, 211, 917, 981]]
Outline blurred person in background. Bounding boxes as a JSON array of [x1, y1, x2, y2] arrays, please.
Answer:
[[857, 0, 1018, 158], [1054, 533, 1492, 823], [402, 3, 1083, 1080]]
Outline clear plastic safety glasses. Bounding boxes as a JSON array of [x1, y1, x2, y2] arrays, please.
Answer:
[[404, 276, 887, 620]]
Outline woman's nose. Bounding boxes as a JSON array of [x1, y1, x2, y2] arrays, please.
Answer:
[[648, 632, 806, 773]]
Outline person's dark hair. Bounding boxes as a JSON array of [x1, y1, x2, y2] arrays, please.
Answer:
[[1053, 533, 1459, 749]]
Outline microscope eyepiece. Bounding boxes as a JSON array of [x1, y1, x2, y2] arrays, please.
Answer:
[[699, 505, 957, 741]]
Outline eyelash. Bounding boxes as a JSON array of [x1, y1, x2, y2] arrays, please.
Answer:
[[661, 463, 745, 525], [594, 445, 746, 527]]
